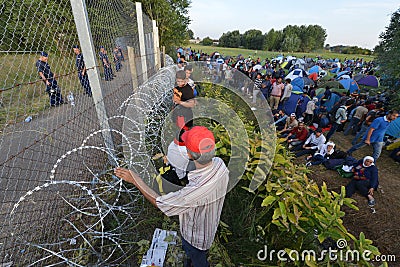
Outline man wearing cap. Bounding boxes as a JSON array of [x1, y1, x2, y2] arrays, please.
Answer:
[[279, 113, 299, 137], [99, 46, 113, 81], [114, 126, 229, 267], [36, 51, 64, 106], [73, 45, 92, 96]]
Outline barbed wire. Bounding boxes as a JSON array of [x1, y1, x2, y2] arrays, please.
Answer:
[[0, 0, 164, 265]]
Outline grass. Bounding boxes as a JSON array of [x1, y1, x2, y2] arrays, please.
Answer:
[[188, 44, 375, 62], [0, 53, 83, 129]]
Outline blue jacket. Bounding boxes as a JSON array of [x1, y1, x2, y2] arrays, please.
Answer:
[[353, 160, 379, 189]]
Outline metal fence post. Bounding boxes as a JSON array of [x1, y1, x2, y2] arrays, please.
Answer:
[[152, 20, 160, 70], [135, 2, 148, 81], [162, 46, 166, 67], [127, 46, 139, 93], [69, 0, 115, 160]]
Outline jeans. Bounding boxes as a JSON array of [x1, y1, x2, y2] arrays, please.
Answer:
[[347, 141, 385, 161], [352, 124, 368, 145], [326, 122, 339, 141], [182, 237, 208, 267], [344, 117, 360, 136], [252, 89, 260, 104]]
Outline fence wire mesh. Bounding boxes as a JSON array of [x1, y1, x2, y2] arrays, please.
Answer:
[[0, 0, 163, 265]]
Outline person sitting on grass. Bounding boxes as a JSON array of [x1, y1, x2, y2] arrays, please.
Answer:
[[292, 128, 326, 157], [285, 121, 309, 149], [279, 113, 298, 137], [345, 156, 379, 207], [306, 141, 335, 167]]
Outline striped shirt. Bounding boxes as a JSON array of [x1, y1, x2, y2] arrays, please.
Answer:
[[156, 157, 229, 250]]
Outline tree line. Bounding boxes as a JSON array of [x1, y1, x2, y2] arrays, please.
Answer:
[[217, 25, 327, 52], [374, 7, 400, 108]]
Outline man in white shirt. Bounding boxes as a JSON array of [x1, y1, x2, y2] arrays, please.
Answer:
[[114, 126, 229, 267], [293, 128, 326, 157]]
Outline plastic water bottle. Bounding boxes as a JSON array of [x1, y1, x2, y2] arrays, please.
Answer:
[[67, 92, 75, 106], [24, 116, 32, 122]]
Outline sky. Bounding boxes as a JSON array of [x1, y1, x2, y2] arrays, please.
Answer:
[[188, 0, 399, 49]]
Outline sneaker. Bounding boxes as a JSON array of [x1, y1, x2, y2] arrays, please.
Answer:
[[306, 162, 312, 167], [368, 198, 375, 207], [251, 107, 257, 111]]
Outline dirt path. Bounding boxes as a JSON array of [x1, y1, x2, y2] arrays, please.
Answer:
[[297, 131, 399, 266]]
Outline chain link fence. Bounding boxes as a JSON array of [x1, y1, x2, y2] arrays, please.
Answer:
[[0, 0, 164, 265]]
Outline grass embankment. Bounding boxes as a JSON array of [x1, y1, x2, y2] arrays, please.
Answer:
[[0, 53, 82, 129], [188, 44, 375, 62]]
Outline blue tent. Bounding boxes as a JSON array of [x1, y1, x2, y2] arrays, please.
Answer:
[[330, 67, 340, 73], [297, 95, 311, 117], [283, 93, 302, 115], [339, 79, 359, 93], [386, 117, 400, 138], [316, 92, 340, 112], [292, 85, 304, 94], [309, 65, 321, 74], [336, 70, 351, 79], [292, 77, 305, 91]]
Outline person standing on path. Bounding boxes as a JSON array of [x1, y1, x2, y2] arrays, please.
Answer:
[[36, 51, 64, 107], [347, 110, 398, 161], [73, 45, 92, 96]]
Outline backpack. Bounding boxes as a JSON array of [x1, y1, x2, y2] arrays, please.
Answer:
[[328, 105, 344, 123]]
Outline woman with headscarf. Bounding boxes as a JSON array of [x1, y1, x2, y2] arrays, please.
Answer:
[[306, 141, 335, 166], [345, 156, 378, 207]]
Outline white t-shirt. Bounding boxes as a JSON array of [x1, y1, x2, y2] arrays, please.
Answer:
[[167, 141, 189, 179]]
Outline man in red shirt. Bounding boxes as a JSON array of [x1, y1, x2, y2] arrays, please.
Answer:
[[286, 122, 309, 147]]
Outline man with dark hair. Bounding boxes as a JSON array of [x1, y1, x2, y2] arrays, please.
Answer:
[[114, 126, 229, 267], [172, 70, 196, 131], [99, 46, 113, 81], [292, 128, 326, 157], [347, 110, 399, 161], [280, 78, 292, 108], [36, 51, 64, 106], [73, 45, 92, 96], [325, 99, 353, 141]]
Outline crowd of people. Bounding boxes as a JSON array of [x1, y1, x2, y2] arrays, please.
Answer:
[[88, 47, 400, 266], [36, 45, 124, 106], [177, 47, 400, 209]]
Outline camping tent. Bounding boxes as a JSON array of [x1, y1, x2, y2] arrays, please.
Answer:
[[309, 65, 322, 74], [293, 59, 306, 70], [283, 93, 302, 115], [336, 70, 351, 79], [386, 117, 400, 138], [320, 81, 345, 89], [339, 79, 360, 93], [357, 75, 380, 88], [316, 91, 340, 112], [285, 68, 308, 81]]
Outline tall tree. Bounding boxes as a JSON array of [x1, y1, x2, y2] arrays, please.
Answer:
[[139, 0, 191, 49], [375, 7, 400, 108], [242, 29, 264, 50], [375, 8, 400, 79], [187, 29, 194, 39], [219, 30, 241, 48]]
